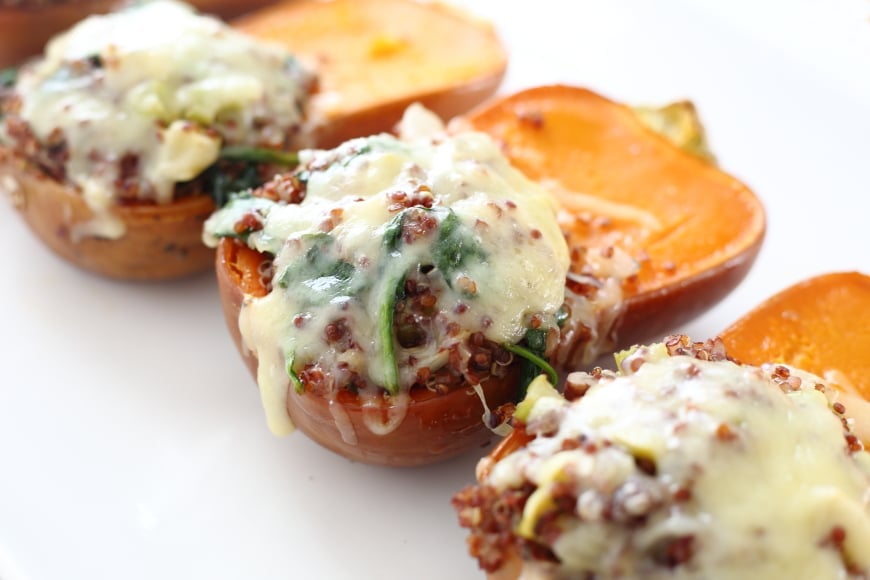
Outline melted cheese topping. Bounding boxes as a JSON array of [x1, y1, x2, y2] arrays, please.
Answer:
[[9, 0, 311, 238], [204, 117, 571, 436], [487, 346, 870, 578]]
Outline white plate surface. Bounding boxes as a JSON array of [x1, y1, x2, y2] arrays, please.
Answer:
[[2, 1, 869, 578]]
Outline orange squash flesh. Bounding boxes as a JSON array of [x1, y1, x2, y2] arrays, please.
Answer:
[[721, 272, 870, 400], [234, 0, 507, 148], [462, 85, 766, 350]]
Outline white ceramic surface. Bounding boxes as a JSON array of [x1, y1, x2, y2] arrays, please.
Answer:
[[1, 1, 869, 578]]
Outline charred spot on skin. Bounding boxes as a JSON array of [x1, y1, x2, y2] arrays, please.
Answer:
[[163, 242, 189, 257]]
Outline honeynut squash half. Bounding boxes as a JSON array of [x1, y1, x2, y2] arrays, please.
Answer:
[[455, 273, 870, 579], [0, 0, 507, 279], [210, 90, 764, 467]]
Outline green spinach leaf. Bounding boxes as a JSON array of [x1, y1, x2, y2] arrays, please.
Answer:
[[377, 270, 405, 395], [219, 145, 299, 167], [277, 234, 362, 306], [204, 162, 262, 208], [285, 352, 304, 394], [503, 327, 558, 397], [0, 67, 16, 89], [433, 209, 485, 290]]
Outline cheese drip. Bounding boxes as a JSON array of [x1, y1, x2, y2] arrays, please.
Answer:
[[205, 118, 572, 436], [485, 346, 870, 579], [8, 0, 312, 238]]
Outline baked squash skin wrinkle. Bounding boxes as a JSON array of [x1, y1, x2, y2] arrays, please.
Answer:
[[206, 106, 636, 466]]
